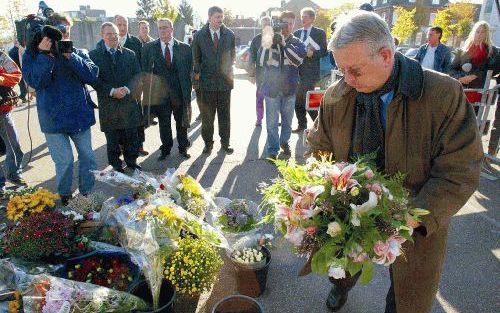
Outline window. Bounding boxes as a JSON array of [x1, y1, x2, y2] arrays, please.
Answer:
[[383, 0, 387, 4], [429, 13, 437, 26], [409, 0, 416, 3], [432, 0, 440, 5]]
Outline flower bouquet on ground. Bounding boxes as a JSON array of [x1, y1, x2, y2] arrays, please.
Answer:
[[6, 188, 58, 222], [164, 236, 223, 312], [2, 211, 78, 262], [260, 156, 429, 284], [62, 251, 139, 291], [22, 274, 150, 313]]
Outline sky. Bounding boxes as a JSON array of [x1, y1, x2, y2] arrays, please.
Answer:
[[2, 0, 360, 19]]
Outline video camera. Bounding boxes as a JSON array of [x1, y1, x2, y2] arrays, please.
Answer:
[[271, 17, 288, 46], [15, 1, 73, 55]]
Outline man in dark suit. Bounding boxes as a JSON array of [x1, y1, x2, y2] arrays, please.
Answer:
[[192, 6, 236, 154], [293, 7, 327, 133], [142, 18, 192, 160], [114, 15, 149, 156], [90, 22, 143, 172]]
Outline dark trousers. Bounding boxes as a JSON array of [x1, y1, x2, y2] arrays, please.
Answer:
[[104, 128, 139, 169], [18, 80, 27, 99], [295, 80, 318, 128], [385, 266, 397, 313], [151, 94, 189, 154], [200, 90, 231, 147], [138, 126, 145, 146], [488, 98, 500, 156]]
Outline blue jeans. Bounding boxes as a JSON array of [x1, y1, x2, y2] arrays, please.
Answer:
[[45, 128, 96, 196], [0, 113, 24, 187], [265, 94, 295, 155]]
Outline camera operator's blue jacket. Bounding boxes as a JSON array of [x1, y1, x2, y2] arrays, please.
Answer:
[[22, 49, 98, 134], [258, 35, 306, 98]]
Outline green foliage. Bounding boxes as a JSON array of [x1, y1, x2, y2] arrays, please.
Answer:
[[311, 240, 339, 275], [136, 0, 157, 20], [223, 8, 235, 27], [359, 261, 374, 286], [177, 0, 194, 26], [152, 0, 178, 21], [391, 7, 417, 43], [433, 1, 476, 43]]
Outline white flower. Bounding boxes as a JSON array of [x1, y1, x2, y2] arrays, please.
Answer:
[[349, 191, 378, 226], [382, 185, 394, 200], [328, 266, 346, 279], [136, 199, 145, 206], [326, 222, 342, 237]]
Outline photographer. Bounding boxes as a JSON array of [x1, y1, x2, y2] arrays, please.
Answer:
[[259, 11, 306, 160], [22, 13, 98, 205], [0, 50, 27, 197]]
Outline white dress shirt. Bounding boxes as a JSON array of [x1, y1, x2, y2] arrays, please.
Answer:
[[161, 38, 174, 63], [209, 27, 221, 42], [118, 35, 127, 47], [421, 45, 437, 70], [301, 26, 312, 41]]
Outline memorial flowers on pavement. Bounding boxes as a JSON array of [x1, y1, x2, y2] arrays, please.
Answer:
[[261, 156, 429, 284], [164, 236, 223, 296], [6, 188, 58, 221]]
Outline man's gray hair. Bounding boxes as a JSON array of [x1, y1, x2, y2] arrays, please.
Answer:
[[114, 15, 128, 23], [101, 22, 118, 33], [329, 11, 395, 55]]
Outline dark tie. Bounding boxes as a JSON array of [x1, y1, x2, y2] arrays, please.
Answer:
[[213, 32, 219, 50], [164, 43, 171, 68], [109, 48, 116, 64], [302, 29, 308, 42]]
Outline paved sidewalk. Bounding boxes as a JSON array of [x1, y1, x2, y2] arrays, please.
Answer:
[[2, 69, 498, 313]]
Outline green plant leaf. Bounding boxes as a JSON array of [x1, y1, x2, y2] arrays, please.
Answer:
[[411, 208, 430, 216], [311, 240, 339, 275], [359, 261, 374, 286], [346, 260, 362, 277]]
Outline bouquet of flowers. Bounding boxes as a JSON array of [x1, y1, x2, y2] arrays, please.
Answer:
[[65, 192, 106, 219], [214, 198, 262, 233], [22, 275, 150, 313], [65, 253, 136, 291], [2, 211, 77, 262], [231, 247, 266, 267], [6, 188, 59, 221], [7, 290, 22, 313], [261, 157, 429, 284], [164, 236, 223, 296]]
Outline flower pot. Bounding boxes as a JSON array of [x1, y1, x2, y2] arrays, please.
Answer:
[[76, 220, 102, 236], [212, 295, 264, 313], [174, 293, 201, 313], [231, 246, 271, 298], [130, 279, 176, 313]]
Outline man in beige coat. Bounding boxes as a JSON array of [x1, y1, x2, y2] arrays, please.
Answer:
[[306, 12, 483, 313]]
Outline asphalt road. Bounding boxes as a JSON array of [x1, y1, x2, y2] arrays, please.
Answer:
[[2, 68, 498, 313]]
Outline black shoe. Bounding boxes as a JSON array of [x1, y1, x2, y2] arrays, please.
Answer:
[[221, 146, 234, 154], [61, 195, 72, 206], [158, 151, 170, 161], [280, 144, 291, 156], [326, 285, 348, 312], [203, 144, 213, 154], [179, 150, 191, 159], [292, 126, 306, 133], [7, 176, 28, 187], [113, 167, 125, 173], [266, 154, 277, 163]]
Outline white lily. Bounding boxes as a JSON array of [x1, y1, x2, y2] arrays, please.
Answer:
[[350, 191, 378, 226]]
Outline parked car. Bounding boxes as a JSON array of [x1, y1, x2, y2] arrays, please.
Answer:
[[404, 48, 419, 59], [235, 46, 251, 71]]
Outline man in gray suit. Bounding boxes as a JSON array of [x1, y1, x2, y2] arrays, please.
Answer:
[[192, 6, 236, 154]]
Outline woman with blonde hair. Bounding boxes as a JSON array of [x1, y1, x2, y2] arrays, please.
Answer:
[[449, 21, 499, 103]]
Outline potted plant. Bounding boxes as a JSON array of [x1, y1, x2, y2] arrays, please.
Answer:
[[5, 188, 58, 222], [164, 236, 223, 313], [229, 244, 272, 298]]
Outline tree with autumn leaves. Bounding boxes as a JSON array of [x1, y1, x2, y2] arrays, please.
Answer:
[[433, 1, 476, 46]]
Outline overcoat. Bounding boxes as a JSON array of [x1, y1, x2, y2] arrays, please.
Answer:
[[306, 53, 483, 313], [89, 45, 142, 132]]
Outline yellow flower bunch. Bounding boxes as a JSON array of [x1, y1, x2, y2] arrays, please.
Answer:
[[8, 290, 21, 313], [6, 188, 59, 221], [154, 205, 184, 230], [178, 175, 207, 217], [164, 237, 223, 295]]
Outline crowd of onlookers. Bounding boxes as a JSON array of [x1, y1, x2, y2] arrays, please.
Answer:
[[0, 3, 498, 205]]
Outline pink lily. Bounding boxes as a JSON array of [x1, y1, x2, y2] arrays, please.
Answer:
[[288, 185, 324, 218], [329, 163, 359, 195], [373, 234, 406, 265], [275, 205, 293, 221]]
